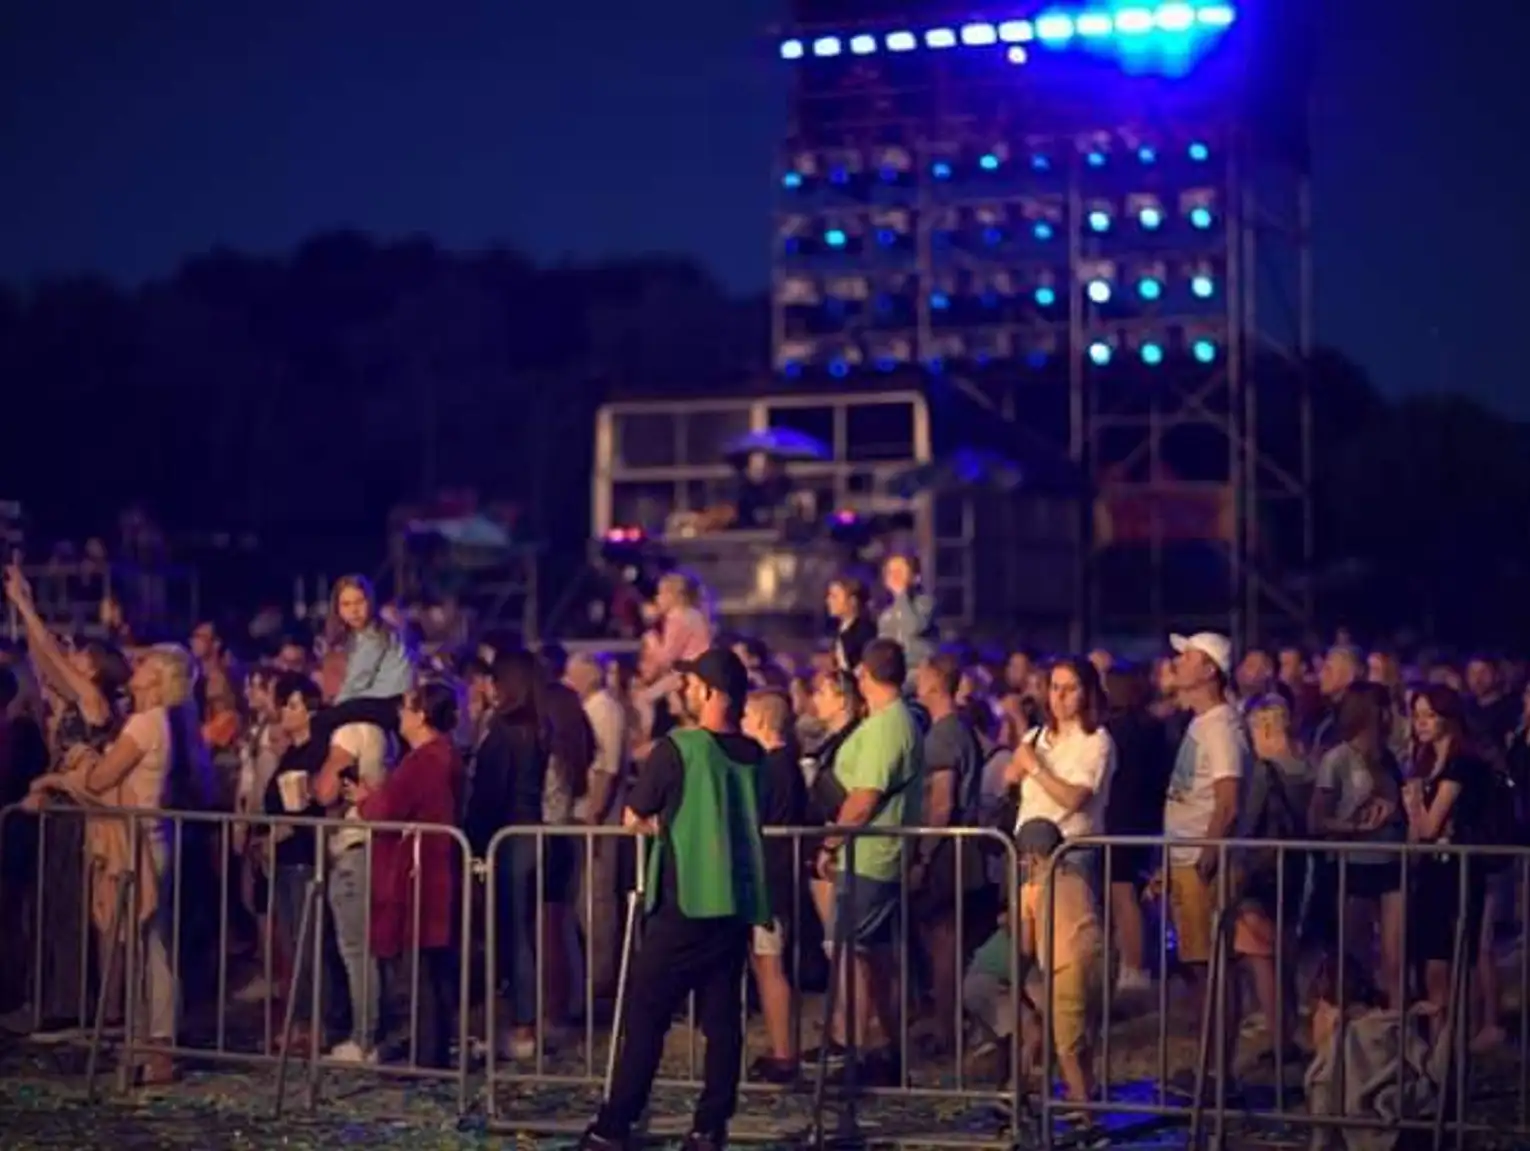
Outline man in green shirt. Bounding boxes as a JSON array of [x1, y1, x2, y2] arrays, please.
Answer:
[[581, 647, 768, 1151], [812, 638, 923, 1082]]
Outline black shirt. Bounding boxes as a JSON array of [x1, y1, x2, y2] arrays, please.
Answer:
[[628, 729, 765, 916], [262, 736, 330, 868], [1104, 712, 1174, 836], [758, 744, 807, 919], [835, 616, 877, 671], [465, 714, 547, 853]]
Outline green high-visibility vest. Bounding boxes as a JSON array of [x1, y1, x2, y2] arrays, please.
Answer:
[[644, 727, 771, 924]]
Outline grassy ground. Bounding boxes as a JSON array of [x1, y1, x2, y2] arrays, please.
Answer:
[[1, 969, 1526, 1150]]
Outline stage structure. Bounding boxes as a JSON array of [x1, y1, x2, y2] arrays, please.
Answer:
[[771, 1, 1314, 645]]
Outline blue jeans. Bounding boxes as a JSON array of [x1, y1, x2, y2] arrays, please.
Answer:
[[326, 850, 378, 1048], [273, 864, 315, 1020], [495, 837, 539, 1027]]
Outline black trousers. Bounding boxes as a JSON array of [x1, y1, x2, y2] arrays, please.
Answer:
[[593, 910, 750, 1140], [415, 947, 458, 1068]]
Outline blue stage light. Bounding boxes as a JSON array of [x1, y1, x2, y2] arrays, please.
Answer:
[[1137, 145, 1157, 164], [979, 153, 1000, 171], [1115, 8, 1155, 34], [783, 360, 804, 378], [1189, 206, 1214, 229], [1034, 286, 1057, 307], [850, 34, 877, 55], [998, 20, 1034, 42], [887, 31, 917, 51], [1139, 206, 1163, 230], [813, 37, 842, 57], [932, 161, 953, 180], [1188, 141, 1210, 162], [829, 360, 850, 378], [1137, 277, 1163, 301], [875, 228, 897, 247], [780, 40, 805, 60], [1036, 15, 1075, 42], [961, 23, 998, 45], [1088, 341, 1113, 366], [824, 229, 847, 248], [1031, 153, 1051, 172], [926, 27, 957, 48], [1086, 279, 1112, 304], [1086, 150, 1107, 168], [1087, 209, 1112, 233], [931, 291, 951, 310], [1191, 274, 1215, 298], [1155, 3, 1195, 30], [782, 171, 803, 190], [1033, 220, 1055, 242], [1077, 13, 1113, 36], [1192, 338, 1217, 363], [1141, 342, 1165, 365]]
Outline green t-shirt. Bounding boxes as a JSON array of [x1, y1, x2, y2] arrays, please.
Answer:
[[833, 698, 923, 882]]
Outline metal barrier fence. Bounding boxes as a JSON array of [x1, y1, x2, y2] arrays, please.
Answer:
[[0, 802, 475, 1115], [1042, 834, 1530, 1151], [5, 804, 1530, 1149]]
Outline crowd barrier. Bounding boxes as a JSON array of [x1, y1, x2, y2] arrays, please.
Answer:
[[3, 802, 1529, 1149]]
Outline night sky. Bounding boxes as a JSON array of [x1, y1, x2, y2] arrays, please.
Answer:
[[2, 0, 1526, 413]]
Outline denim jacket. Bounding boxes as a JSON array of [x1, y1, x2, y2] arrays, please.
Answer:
[[877, 591, 937, 673]]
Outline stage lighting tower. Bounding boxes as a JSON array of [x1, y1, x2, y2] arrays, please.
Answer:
[[771, 0, 1314, 643]]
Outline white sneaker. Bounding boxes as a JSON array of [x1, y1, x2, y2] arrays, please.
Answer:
[[327, 1040, 377, 1064], [231, 974, 270, 1003], [1116, 968, 1152, 993]]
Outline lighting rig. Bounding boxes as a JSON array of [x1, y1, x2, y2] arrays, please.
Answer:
[[771, 0, 1314, 643]]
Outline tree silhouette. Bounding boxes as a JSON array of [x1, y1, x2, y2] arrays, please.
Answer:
[[0, 232, 1525, 643]]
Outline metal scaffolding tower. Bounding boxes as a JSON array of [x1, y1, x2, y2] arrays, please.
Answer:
[[769, 7, 1314, 646]]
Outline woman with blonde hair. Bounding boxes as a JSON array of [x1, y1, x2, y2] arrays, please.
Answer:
[[27, 642, 212, 1081]]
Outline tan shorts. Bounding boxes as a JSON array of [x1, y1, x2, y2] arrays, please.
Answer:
[[752, 918, 786, 958], [1168, 866, 1216, 964], [1169, 865, 1277, 961]]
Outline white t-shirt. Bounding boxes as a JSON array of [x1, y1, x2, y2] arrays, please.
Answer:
[[1163, 702, 1250, 865], [1014, 725, 1116, 841], [118, 707, 172, 813], [574, 689, 628, 825], [329, 722, 391, 856]]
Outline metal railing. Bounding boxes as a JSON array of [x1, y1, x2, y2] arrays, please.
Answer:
[[1039, 834, 1527, 1151], [5, 805, 1528, 1150]]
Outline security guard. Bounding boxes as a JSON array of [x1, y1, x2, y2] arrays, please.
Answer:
[[580, 646, 770, 1151]]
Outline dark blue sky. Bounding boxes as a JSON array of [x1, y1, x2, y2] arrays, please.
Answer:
[[2, 1, 1526, 413]]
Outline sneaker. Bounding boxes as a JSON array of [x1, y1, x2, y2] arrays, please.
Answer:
[[1116, 968, 1152, 994], [749, 1055, 800, 1085], [576, 1127, 626, 1151], [801, 1040, 848, 1066], [327, 1040, 378, 1064], [231, 974, 271, 1003]]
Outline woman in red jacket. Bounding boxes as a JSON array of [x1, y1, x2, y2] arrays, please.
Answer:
[[348, 681, 465, 1068]]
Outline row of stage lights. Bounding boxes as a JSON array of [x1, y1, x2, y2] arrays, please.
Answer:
[[776, 332, 1223, 378], [780, 268, 1218, 312], [778, 4, 1235, 62], [786, 202, 1217, 255], [782, 140, 1214, 191]]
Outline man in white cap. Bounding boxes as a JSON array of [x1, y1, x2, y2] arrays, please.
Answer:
[[1159, 632, 1250, 1081]]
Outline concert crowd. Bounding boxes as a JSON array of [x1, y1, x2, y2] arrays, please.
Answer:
[[0, 554, 1526, 1136]]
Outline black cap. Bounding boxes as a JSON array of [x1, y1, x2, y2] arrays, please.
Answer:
[[674, 646, 751, 703]]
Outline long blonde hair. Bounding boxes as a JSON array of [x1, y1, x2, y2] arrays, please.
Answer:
[[142, 644, 213, 809]]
